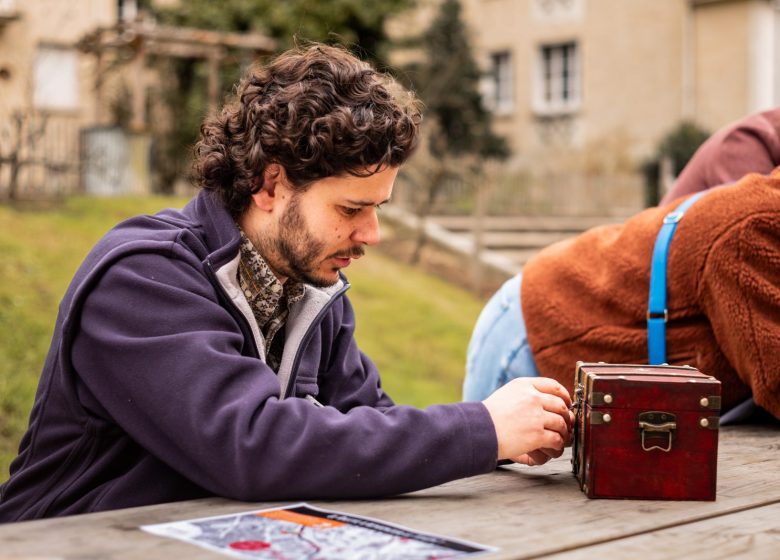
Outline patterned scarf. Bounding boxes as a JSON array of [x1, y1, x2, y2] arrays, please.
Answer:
[[236, 229, 304, 371]]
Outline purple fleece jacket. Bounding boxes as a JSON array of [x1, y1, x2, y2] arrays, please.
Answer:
[[0, 190, 498, 522]]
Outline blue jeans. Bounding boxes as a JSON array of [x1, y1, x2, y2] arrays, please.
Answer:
[[463, 274, 540, 401]]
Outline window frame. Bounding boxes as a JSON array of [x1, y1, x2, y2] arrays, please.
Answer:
[[489, 50, 514, 115], [533, 41, 581, 116], [32, 44, 80, 113]]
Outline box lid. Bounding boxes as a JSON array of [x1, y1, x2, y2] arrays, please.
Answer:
[[575, 362, 721, 412]]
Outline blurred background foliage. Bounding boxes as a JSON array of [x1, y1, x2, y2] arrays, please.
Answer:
[[144, 0, 509, 203], [641, 121, 710, 206], [415, 0, 508, 161], [147, 0, 416, 192], [399, 0, 509, 263], [154, 0, 414, 62]]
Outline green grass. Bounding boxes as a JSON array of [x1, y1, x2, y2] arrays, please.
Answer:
[[0, 196, 483, 478], [347, 252, 482, 406]]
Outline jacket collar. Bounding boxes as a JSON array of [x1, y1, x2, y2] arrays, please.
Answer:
[[185, 190, 243, 269]]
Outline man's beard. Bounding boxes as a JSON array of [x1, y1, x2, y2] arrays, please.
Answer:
[[256, 195, 364, 288]]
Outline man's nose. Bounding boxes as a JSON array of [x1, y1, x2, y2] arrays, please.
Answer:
[[351, 209, 381, 246]]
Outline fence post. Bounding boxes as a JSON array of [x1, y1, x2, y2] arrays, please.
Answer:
[[659, 154, 675, 200], [471, 169, 492, 294]]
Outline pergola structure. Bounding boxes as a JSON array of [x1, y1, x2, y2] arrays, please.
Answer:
[[77, 18, 277, 131]]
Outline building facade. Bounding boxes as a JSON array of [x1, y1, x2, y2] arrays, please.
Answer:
[[0, 0, 274, 199], [460, 0, 780, 214], [0, 0, 126, 198]]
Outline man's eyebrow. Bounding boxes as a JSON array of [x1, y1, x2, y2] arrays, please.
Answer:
[[344, 197, 391, 207]]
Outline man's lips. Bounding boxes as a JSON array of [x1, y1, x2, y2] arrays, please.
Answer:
[[331, 255, 362, 268], [329, 247, 365, 267], [331, 255, 356, 267]]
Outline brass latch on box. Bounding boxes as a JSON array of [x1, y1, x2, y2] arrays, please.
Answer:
[[638, 411, 677, 452]]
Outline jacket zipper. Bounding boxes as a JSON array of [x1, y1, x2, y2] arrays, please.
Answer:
[[204, 260, 261, 360], [284, 281, 351, 398], [207, 258, 351, 399]]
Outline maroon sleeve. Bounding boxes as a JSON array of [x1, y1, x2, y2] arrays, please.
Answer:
[[661, 109, 780, 204]]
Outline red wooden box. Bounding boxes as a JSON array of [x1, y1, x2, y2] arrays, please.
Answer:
[[572, 362, 721, 500]]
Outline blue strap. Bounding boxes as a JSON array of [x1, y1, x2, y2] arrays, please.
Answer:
[[647, 191, 707, 364]]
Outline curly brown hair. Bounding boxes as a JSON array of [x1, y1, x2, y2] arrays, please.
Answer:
[[193, 43, 422, 216]]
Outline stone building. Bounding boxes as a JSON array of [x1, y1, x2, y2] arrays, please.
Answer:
[[0, 0, 123, 198], [463, 0, 780, 214], [0, 0, 274, 199]]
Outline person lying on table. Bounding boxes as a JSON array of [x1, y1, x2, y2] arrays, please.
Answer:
[[658, 107, 780, 422], [0, 44, 574, 523], [463, 133, 780, 425]]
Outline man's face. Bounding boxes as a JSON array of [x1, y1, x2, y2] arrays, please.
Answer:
[[248, 166, 398, 287]]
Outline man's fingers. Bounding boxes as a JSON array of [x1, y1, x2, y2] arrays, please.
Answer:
[[484, 376, 576, 462], [527, 450, 551, 465], [543, 410, 569, 439], [512, 445, 563, 466], [541, 393, 572, 429], [539, 426, 565, 451], [541, 446, 564, 459], [531, 377, 572, 407], [512, 453, 533, 466], [514, 450, 550, 466]]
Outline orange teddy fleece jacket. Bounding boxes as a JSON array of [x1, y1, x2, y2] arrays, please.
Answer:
[[522, 168, 780, 420]]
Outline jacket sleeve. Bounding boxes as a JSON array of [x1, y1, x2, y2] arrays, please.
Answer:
[[314, 295, 395, 411], [662, 111, 780, 204], [700, 212, 780, 420], [70, 248, 498, 501]]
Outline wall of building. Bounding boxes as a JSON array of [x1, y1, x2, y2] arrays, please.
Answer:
[[462, 0, 690, 161], [692, 0, 780, 130], [693, 0, 753, 130], [0, 0, 115, 122], [452, 0, 780, 215], [0, 0, 119, 197], [578, 0, 686, 158]]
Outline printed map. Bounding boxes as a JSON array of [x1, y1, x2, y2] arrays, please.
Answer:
[[141, 503, 494, 559]]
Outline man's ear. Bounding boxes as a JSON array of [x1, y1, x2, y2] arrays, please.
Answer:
[[249, 164, 287, 212]]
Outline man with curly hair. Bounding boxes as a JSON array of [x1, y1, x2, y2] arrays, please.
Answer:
[[0, 44, 573, 521]]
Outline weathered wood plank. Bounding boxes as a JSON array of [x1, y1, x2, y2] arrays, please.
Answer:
[[543, 502, 780, 559], [481, 231, 575, 248], [0, 426, 777, 559], [430, 215, 624, 233], [493, 248, 542, 267], [360, 426, 780, 559]]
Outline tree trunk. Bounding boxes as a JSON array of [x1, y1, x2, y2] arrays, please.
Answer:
[[410, 166, 447, 265]]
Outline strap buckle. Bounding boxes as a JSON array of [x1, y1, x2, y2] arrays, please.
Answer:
[[647, 309, 668, 322], [663, 211, 684, 224]]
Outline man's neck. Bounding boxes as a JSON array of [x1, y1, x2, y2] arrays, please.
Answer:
[[235, 216, 288, 285]]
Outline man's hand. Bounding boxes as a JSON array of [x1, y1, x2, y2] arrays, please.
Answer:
[[482, 377, 574, 464]]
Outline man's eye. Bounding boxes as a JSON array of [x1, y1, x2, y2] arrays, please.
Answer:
[[340, 206, 360, 216]]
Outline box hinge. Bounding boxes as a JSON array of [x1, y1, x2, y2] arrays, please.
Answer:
[[699, 416, 720, 430], [589, 411, 612, 425], [589, 392, 614, 406], [699, 396, 721, 411]]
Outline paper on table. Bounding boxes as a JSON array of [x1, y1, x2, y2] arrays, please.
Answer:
[[141, 502, 496, 559]]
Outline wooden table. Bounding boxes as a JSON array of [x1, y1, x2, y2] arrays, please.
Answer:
[[0, 425, 778, 559]]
